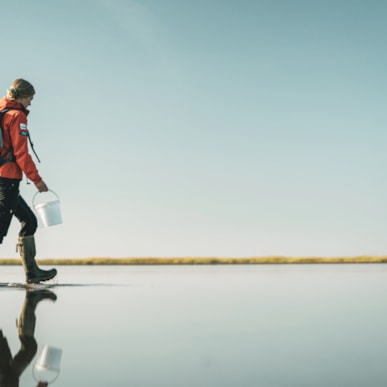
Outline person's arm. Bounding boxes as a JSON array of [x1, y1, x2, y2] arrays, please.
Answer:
[[9, 113, 48, 191]]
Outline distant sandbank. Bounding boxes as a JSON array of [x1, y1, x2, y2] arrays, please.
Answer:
[[1, 257, 387, 265]]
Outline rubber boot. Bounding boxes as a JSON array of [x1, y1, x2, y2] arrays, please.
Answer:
[[17, 290, 57, 337], [17, 236, 57, 284]]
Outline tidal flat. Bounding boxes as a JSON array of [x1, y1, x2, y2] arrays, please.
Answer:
[[0, 264, 386, 386]]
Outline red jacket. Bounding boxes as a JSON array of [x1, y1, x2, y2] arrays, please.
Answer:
[[0, 97, 42, 184]]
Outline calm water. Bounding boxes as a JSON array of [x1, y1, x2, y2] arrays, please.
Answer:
[[0, 264, 387, 387]]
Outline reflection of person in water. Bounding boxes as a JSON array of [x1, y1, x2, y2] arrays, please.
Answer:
[[0, 290, 56, 387]]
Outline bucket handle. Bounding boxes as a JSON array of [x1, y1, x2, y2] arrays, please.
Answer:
[[33, 190, 60, 207]]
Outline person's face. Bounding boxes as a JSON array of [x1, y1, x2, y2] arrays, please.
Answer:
[[18, 95, 34, 108]]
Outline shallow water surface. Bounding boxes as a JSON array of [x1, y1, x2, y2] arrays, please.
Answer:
[[0, 264, 387, 387]]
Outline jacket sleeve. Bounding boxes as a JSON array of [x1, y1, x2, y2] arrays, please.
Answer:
[[9, 113, 42, 184]]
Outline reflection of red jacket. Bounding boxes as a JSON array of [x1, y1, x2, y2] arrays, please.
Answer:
[[0, 97, 42, 184]]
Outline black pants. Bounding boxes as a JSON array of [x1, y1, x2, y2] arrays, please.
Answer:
[[0, 178, 37, 243]]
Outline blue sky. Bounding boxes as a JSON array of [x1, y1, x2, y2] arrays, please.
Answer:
[[1, 0, 386, 258]]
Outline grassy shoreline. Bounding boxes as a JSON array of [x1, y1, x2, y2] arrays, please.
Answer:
[[1, 256, 387, 265]]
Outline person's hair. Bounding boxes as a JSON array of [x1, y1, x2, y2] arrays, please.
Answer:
[[6, 78, 35, 100]]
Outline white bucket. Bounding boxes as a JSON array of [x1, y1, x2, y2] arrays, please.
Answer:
[[33, 345, 63, 384], [35, 345, 63, 373], [33, 190, 63, 228]]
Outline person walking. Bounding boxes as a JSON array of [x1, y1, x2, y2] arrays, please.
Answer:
[[0, 78, 57, 283]]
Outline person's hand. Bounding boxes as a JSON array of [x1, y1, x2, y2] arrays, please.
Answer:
[[35, 180, 48, 192]]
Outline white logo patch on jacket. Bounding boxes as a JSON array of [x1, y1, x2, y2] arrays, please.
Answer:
[[19, 123, 28, 136]]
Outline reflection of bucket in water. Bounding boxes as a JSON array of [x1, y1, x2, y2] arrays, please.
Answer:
[[35, 345, 62, 372], [33, 191, 63, 227], [33, 345, 63, 384]]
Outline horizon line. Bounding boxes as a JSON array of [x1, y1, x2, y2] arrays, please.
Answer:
[[1, 256, 387, 265]]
